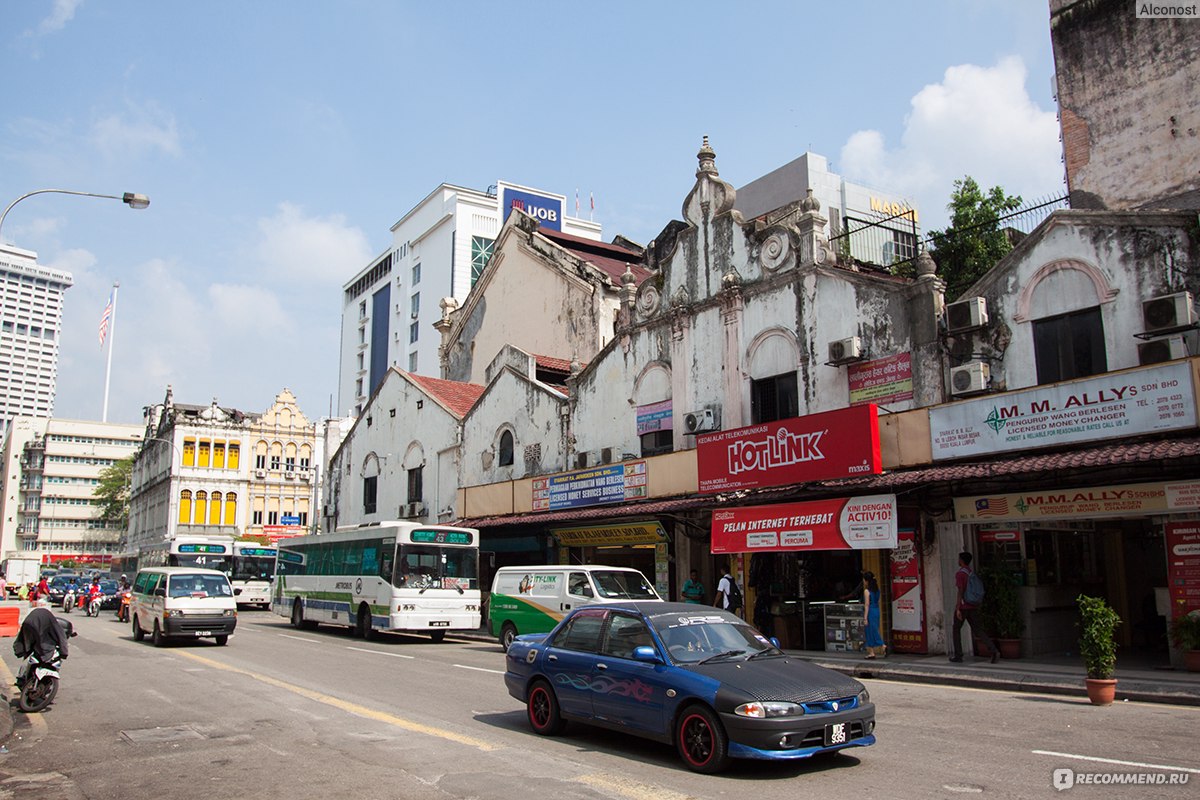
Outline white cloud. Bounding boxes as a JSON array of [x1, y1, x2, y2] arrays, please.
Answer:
[[91, 103, 181, 159], [254, 203, 373, 286], [35, 0, 83, 35], [839, 56, 1063, 231], [208, 284, 292, 336]]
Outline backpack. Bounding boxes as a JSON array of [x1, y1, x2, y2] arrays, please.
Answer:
[[723, 575, 743, 613], [964, 570, 985, 605]]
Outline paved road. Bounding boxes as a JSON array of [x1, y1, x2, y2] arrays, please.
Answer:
[[1, 610, 1198, 799]]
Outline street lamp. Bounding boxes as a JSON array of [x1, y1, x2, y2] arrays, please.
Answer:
[[0, 188, 151, 242]]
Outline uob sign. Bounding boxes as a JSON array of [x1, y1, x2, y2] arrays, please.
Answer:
[[500, 186, 563, 231]]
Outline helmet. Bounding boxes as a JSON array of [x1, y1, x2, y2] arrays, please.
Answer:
[[120, 574, 127, 581]]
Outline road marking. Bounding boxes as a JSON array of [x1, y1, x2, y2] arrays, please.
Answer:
[[1032, 750, 1200, 774], [453, 664, 504, 675], [346, 646, 414, 659], [576, 773, 697, 800], [171, 649, 497, 750], [278, 634, 321, 644]]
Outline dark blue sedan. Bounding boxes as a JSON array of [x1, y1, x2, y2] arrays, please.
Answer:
[[505, 601, 876, 773]]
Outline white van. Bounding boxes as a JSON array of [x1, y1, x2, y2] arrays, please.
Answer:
[[488, 565, 661, 650], [130, 567, 237, 647]]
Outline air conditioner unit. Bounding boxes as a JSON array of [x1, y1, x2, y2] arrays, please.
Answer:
[[946, 296, 988, 333], [1142, 291, 1195, 334], [402, 502, 425, 518], [298, 469, 312, 480], [827, 336, 864, 365], [950, 361, 990, 396], [283, 471, 296, 480], [684, 409, 719, 434], [253, 469, 266, 479], [1137, 335, 1189, 365]]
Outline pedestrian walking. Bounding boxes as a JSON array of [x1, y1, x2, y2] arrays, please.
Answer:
[[715, 562, 743, 617], [950, 551, 998, 663], [861, 571, 885, 658], [681, 570, 705, 604]]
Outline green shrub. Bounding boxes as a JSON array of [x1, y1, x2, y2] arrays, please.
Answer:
[[1077, 594, 1121, 679], [1169, 611, 1200, 651]]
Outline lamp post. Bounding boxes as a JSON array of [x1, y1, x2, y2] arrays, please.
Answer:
[[0, 188, 150, 242]]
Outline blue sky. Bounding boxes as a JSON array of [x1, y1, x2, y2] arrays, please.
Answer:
[[1, 0, 1063, 426]]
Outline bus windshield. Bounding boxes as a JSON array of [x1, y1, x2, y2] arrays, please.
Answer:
[[395, 545, 478, 590], [232, 555, 275, 581]]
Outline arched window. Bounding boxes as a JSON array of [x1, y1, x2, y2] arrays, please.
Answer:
[[179, 490, 192, 524], [182, 439, 196, 467], [209, 492, 223, 525], [499, 430, 514, 467], [195, 491, 208, 524], [224, 493, 237, 526]]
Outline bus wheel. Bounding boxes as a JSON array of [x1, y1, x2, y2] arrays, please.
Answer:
[[429, 630, 445, 643], [356, 604, 374, 640], [291, 600, 304, 629]]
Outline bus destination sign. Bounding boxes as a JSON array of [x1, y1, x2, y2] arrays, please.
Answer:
[[412, 530, 473, 545], [177, 544, 229, 554]]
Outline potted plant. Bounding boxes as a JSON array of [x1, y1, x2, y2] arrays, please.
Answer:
[[1077, 594, 1121, 705], [980, 567, 1024, 659], [1169, 611, 1200, 672]]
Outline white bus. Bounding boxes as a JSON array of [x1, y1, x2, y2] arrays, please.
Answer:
[[138, 536, 233, 573], [230, 542, 277, 608], [272, 521, 481, 641]]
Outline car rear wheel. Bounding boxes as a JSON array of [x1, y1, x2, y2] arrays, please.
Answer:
[[527, 680, 566, 736], [132, 614, 144, 641], [676, 704, 730, 774], [500, 622, 517, 652]]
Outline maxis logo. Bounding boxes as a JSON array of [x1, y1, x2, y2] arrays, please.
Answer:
[[727, 428, 826, 475]]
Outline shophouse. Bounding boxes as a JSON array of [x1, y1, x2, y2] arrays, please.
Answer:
[[244, 389, 319, 541]]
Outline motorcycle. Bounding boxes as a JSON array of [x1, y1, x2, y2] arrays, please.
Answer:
[[116, 589, 132, 623], [15, 617, 75, 713], [86, 592, 104, 617], [60, 587, 76, 614]]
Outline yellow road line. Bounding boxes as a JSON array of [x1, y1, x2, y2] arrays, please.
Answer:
[[576, 773, 699, 800], [171, 648, 498, 751]]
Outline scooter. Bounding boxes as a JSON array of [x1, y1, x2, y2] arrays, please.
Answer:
[[15, 618, 76, 713], [86, 591, 104, 617], [116, 589, 132, 623], [60, 587, 76, 614]]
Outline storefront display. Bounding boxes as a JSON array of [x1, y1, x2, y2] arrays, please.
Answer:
[[819, 602, 865, 652]]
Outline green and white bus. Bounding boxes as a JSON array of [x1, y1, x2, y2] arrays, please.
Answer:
[[272, 521, 481, 641], [230, 542, 276, 608]]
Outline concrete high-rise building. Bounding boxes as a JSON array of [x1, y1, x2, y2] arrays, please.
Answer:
[[338, 181, 602, 417], [0, 245, 72, 442], [0, 416, 143, 566]]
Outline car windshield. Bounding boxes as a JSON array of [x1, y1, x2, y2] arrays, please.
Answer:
[[167, 574, 233, 599], [649, 609, 775, 664], [591, 570, 659, 600], [97, 580, 118, 593]]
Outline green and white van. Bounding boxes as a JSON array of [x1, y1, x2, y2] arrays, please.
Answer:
[[488, 564, 662, 650]]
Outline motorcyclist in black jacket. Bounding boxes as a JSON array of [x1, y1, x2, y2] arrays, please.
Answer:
[[14, 606, 72, 661]]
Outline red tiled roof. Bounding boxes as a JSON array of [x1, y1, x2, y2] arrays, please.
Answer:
[[405, 373, 485, 418], [539, 227, 653, 289], [534, 354, 579, 373]]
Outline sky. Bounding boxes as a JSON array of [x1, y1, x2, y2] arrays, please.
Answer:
[[0, 0, 1064, 427]]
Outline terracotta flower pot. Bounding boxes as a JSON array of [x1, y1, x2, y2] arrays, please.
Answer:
[[1184, 650, 1200, 673], [1085, 678, 1117, 706], [998, 638, 1021, 659]]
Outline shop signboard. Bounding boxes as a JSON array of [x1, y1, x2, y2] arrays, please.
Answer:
[[710, 494, 898, 554], [532, 461, 647, 511], [550, 521, 666, 547], [636, 399, 672, 435], [848, 353, 913, 407], [930, 362, 1196, 461], [889, 529, 927, 653], [955, 479, 1200, 522], [697, 405, 882, 494], [1165, 521, 1200, 618], [498, 182, 564, 232], [263, 524, 306, 541]]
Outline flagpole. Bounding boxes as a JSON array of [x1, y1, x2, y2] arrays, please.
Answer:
[[101, 281, 119, 422]]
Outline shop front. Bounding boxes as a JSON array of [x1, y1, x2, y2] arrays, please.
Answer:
[[954, 478, 1200, 666], [710, 493, 904, 654], [550, 521, 670, 598]]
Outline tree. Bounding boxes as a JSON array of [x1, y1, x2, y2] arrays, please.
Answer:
[[928, 176, 1023, 301], [94, 455, 134, 531]]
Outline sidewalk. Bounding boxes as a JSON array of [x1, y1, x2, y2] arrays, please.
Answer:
[[453, 625, 1200, 706]]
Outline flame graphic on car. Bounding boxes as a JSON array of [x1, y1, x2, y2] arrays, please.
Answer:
[[554, 673, 653, 703]]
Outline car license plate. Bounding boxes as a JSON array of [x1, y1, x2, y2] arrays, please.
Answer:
[[824, 722, 848, 746], [195, 631, 212, 637], [430, 621, 450, 627]]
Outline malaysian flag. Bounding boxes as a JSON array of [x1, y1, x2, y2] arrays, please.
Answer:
[[974, 497, 1009, 517], [98, 290, 114, 347]]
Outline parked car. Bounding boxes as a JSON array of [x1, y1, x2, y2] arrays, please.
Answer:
[[505, 601, 876, 773]]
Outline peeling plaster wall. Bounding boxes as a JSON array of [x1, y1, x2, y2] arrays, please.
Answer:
[[328, 373, 461, 528], [966, 212, 1200, 392], [459, 368, 566, 488]]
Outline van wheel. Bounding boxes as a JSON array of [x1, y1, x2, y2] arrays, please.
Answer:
[[152, 621, 165, 648], [429, 630, 445, 643], [501, 623, 517, 652], [132, 614, 144, 642], [215, 635, 229, 646], [356, 604, 373, 640]]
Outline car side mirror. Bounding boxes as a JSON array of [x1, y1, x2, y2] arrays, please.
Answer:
[[769, 637, 781, 649], [632, 646, 663, 664], [154, 588, 166, 597]]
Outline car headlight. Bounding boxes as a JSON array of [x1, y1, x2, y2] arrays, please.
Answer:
[[856, 689, 870, 706], [164, 609, 182, 617], [734, 701, 804, 718], [223, 609, 236, 617]]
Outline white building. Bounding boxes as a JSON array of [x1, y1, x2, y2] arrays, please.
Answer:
[[0, 416, 142, 566], [338, 181, 602, 416], [0, 245, 72, 442]]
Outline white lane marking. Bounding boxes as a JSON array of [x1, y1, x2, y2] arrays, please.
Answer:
[[346, 646, 414, 659], [1032, 750, 1200, 774], [278, 634, 321, 643], [453, 664, 504, 675]]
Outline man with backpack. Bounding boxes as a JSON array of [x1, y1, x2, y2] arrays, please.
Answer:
[[951, 551, 998, 664], [715, 562, 743, 618]]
